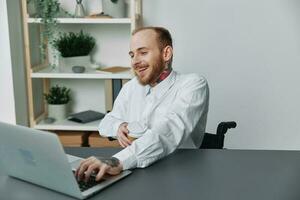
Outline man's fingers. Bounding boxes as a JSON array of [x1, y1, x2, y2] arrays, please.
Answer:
[[118, 135, 129, 147], [119, 133, 132, 146], [119, 123, 129, 134], [117, 128, 131, 147], [117, 122, 131, 147], [116, 123, 130, 147], [96, 164, 109, 181], [117, 137, 127, 148], [120, 126, 129, 134], [76, 160, 91, 178], [76, 157, 96, 179], [84, 163, 100, 182], [76, 157, 122, 183], [118, 138, 125, 148]]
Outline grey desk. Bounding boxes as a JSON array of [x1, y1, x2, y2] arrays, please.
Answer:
[[1, 148, 300, 200]]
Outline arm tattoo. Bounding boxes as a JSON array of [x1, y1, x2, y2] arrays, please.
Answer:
[[97, 157, 120, 167]]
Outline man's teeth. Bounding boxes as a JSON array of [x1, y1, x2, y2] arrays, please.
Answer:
[[139, 68, 147, 72]]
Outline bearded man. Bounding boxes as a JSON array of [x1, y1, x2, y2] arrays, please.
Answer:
[[76, 27, 209, 181]]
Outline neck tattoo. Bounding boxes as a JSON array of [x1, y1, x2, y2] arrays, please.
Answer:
[[156, 68, 172, 84]]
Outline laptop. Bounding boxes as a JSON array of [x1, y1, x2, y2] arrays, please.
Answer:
[[0, 122, 131, 199]]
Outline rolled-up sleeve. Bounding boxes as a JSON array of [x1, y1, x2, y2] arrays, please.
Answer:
[[98, 83, 129, 138], [114, 76, 209, 170]]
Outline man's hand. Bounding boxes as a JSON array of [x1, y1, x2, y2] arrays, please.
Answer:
[[75, 156, 123, 182], [117, 122, 132, 147]]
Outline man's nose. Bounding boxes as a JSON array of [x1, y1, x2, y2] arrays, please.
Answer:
[[132, 55, 141, 67]]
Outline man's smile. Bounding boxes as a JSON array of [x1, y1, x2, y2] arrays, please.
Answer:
[[138, 67, 147, 73], [135, 65, 149, 77]]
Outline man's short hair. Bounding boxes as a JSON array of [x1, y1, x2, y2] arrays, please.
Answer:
[[132, 26, 173, 51]]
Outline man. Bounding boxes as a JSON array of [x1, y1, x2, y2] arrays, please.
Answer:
[[76, 27, 209, 182]]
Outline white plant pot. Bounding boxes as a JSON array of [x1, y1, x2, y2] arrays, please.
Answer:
[[102, 0, 126, 18], [48, 104, 68, 121], [59, 55, 90, 72], [27, 1, 37, 17]]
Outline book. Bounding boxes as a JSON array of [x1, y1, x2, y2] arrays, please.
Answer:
[[86, 12, 113, 19], [68, 110, 105, 123], [96, 66, 131, 73]]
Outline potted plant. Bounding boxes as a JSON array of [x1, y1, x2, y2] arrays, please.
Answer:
[[44, 85, 71, 121], [102, 0, 126, 18], [53, 30, 96, 71], [26, 0, 60, 62], [27, 0, 73, 63]]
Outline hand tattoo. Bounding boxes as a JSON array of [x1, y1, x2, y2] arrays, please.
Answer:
[[97, 157, 120, 167]]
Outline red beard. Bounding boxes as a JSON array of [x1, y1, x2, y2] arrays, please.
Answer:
[[134, 57, 165, 86]]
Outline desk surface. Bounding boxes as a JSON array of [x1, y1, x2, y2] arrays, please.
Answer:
[[1, 148, 300, 200]]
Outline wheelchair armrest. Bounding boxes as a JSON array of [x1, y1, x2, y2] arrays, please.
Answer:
[[216, 121, 237, 136]]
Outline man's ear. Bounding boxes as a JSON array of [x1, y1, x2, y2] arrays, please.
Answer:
[[162, 45, 173, 63]]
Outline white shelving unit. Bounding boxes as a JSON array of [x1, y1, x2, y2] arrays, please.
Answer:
[[21, 0, 142, 132], [34, 119, 101, 131], [27, 18, 132, 24], [31, 66, 133, 79]]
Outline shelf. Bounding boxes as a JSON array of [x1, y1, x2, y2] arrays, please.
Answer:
[[27, 18, 132, 24], [31, 66, 133, 79], [21, 0, 142, 129], [34, 118, 101, 131]]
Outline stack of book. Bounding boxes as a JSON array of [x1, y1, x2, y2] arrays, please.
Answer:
[[68, 110, 105, 123]]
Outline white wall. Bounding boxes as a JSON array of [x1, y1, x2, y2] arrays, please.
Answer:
[[0, 0, 28, 125], [143, 0, 300, 150], [7, 0, 28, 126], [0, 0, 16, 124]]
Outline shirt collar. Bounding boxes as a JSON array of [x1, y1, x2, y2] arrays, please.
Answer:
[[146, 70, 177, 99]]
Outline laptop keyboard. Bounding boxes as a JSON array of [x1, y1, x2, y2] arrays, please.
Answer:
[[73, 171, 104, 192]]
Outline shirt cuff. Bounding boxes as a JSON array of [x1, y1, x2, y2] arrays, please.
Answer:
[[112, 120, 125, 137], [99, 119, 124, 138], [113, 147, 137, 170]]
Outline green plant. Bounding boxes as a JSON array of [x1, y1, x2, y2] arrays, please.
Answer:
[[53, 30, 96, 57], [27, 0, 73, 63], [111, 0, 119, 3], [32, 0, 60, 61], [44, 85, 71, 104]]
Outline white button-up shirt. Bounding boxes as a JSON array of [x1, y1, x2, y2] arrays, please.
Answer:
[[98, 71, 209, 170]]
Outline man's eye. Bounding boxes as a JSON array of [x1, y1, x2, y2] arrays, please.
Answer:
[[141, 52, 147, 55]]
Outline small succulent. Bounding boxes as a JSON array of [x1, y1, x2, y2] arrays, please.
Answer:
[[44, 85, 71, 104]]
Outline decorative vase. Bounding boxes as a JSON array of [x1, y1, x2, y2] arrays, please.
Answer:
[[48, 104, 68, 121], [102, 0, 126, 18], [59, 55, 91, 72], [75, 0, 85, 18], [27, 1, 37, 17]]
